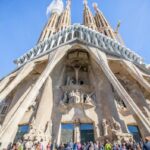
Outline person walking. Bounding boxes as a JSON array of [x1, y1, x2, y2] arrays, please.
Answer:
[[89, 141, 94, 150]]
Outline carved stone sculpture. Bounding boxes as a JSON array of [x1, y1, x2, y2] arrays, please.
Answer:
[[112, 118, 122, 133], [62, 91, 68, 103], [61, 89, 94, 105], [85, 94, 93, 103], [102, 119, 109, 136], [63, 90, 94, 104], [25, 140, 33, 150], [24, 126, 49, 143]]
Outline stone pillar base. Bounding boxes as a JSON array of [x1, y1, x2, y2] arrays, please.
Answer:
[[98, 132, 133, 144], [23, 127, 51, 145]]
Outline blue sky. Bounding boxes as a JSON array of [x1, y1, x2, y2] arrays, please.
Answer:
[[0, 0, 150, 79]]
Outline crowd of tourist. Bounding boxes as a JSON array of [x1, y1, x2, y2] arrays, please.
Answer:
[[2, 137, 150, 150]]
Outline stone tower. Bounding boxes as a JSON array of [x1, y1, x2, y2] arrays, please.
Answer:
[[0, 0, 150, 149]]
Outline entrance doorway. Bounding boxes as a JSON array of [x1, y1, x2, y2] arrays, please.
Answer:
[[127, 125, 141, 143], [61, 124, 74, 143], [61, 123, 94, 143], [80, 124, 94, 143]]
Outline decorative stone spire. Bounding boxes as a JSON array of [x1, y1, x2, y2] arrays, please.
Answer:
[[83, 0, 97, 30], [93, 3, 117, 40], [57, 0, 71, 31], [38, 0, 64, 43]]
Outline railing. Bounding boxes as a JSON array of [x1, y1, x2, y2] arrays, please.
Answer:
[[14, 24, 148, 72]]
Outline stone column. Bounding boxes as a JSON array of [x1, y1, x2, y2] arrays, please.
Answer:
[[56, 124, 61, 146], [74, 124, 81, 143], [2, 85, 32, 128], [0, 45, 71, 149], [90, 47, 150, 133], [34, 76, 53, 136], [0, 62, 35, 103]]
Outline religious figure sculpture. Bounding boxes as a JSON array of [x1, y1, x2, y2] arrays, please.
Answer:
[[70, 78, 76, 85], [62, 91, 68, 103], [112, 118, 122, 133], [62, 90, 94, 105], [85, 94, 93, 103], [102, 119, 109, 136], [68, 90, 81, 103]]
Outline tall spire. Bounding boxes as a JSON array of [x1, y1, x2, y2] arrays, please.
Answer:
[[83, 0, 97, 30], [93, 3, 117, 40], [57, 0, 71, 31], [38, 0, 64, 43]]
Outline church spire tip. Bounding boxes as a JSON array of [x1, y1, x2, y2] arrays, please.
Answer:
[[66, 0, 71, 8], [93, 3, 98, 11], [83, 0, 88, 6], [47, 0, 64, 15], [93, 2, 101, 13]]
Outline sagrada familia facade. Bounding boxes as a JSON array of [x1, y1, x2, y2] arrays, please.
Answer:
[[0, 0, 150, 148]]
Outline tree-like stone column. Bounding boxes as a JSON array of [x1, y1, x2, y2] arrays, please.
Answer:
[[74, 124, 81, 143], [2, 78, 35, 128], [33, 76, 53, 139], [0, 62, 35, 103], [90, 47, 150, 134], [0, 45, 71, 149]]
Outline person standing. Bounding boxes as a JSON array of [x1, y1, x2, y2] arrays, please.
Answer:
[[47, 141, 51, 150], [73, 143, 78, 150], [120, 143, 126, 150], [104, 140, 112, 150], [89, 141, 94, 150], [77, 142, 82, 150], [94, 141, 99, 150], [143, 137, 150, 150], [113, 144, 120, 150]]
